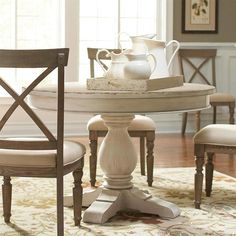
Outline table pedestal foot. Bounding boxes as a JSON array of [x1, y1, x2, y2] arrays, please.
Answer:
[[83, 188, 123, 224], [81, 187, 180, 224], [125, 187, 180, 219]]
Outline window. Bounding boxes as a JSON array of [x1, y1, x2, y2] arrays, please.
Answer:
[[0, 0, 63, 95], [0, 0, 168, 94], [78, 0, 164, 84]]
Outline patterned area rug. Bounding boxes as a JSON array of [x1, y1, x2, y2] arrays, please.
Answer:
[[0, 166, 235, 236]]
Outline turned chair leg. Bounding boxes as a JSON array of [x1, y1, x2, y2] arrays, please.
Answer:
[[194, 144, 205, 209], [181, 112, 188, 135], [140, 137, 145, 175], [195, 111, 201, 132], [229, 102, 235, 124], [205, 153, 214, 197], [89, 131, 98, 187], [213, 106, 217, 124], [2, 176, 12, 223], [73, 165, 84, 226], [146, 131, 155, 187]]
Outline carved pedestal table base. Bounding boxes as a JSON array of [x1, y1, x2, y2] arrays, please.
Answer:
[[30, 83, 215, 224], [65, 114, 180, 224]]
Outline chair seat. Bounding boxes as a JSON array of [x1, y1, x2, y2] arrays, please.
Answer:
[[87, 114, 156, 131], [210, 92, 235, 103], [194, 124, 236, 146], [0, 139, 86, 168]]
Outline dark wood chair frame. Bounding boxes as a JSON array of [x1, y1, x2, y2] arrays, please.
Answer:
[[178, 49, 235, 134], [87, 47, 155, 187], [194, 142, 236, 209], [0, 49, 84, 236]]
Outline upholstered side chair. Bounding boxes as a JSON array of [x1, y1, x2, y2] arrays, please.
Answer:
[[178, 49, 235, 134], [87, 47, 156, 187], [193, 124, 236, 209], [0, 49, 85, 236]]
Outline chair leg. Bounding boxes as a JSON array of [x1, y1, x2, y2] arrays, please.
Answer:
[[213, 106, 217, 124], [205, 152, 214, 197], [146, 131, 155, 187], [2, 176, 12, 223], [194, 144, 205, 209], [195, 111, 201, 132], [57, 175, 64, 236], [228, 103, 235, 158], [140, 137, 145, 176], [89, 131, 98, 187], [181, 112, 188, 135], [229, 102, 235, 124], [73, 164, 84, 226]]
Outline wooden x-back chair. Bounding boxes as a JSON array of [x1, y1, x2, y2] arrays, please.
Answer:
[[87, 47, 156, 187], [0, 49, 85, 236], [178, 49, 235, 134]]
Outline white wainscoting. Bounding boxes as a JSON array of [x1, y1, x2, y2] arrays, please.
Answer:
[[168, 42, 236, 133], [1, 42, 236, 136]]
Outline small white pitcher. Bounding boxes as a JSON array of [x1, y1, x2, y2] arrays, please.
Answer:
[[123, 53, 157, 80], [96, 49, 128, 80]]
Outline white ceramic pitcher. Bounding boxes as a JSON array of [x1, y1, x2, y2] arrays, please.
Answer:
[[96, 49, 128, 80], [123, 52, 157, 80], [133, 38, 180, 78], [118, 32, 156, 54]]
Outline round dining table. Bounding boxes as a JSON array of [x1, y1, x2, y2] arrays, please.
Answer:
[[29, 82, 215, 224]]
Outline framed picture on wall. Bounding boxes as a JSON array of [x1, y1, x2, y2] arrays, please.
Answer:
[[182, 0, 218, 33]]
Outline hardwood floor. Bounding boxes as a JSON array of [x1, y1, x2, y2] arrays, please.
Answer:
[[152, 133, 236, 178], [73, 133, 236, 178]]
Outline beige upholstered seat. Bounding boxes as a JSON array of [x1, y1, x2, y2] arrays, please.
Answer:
[[87, 48, 156, 187], [0, 140, 85, 168], [193, 124, 236, 209], [210, 92, 235, 103], [179, 49, 235, 134], [194, 124, 236, 146], [0, 49, 85, 236], [87, 115, 156, 131]]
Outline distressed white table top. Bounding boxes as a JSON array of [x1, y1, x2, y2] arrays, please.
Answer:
[[29, 82, 215, 113]]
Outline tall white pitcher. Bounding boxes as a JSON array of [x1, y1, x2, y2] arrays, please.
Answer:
[[134, 38, 180, 78], [118, 32, 156, 53]]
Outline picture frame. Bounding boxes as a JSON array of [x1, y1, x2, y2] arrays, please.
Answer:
[[182, 0, 218, 33]]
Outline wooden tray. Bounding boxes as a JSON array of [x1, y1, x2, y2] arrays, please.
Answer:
[[87, 75, 183, 91]]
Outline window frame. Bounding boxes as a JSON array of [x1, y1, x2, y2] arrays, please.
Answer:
[[1, 0, 173, 102], [65, 0, 172, 83]]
